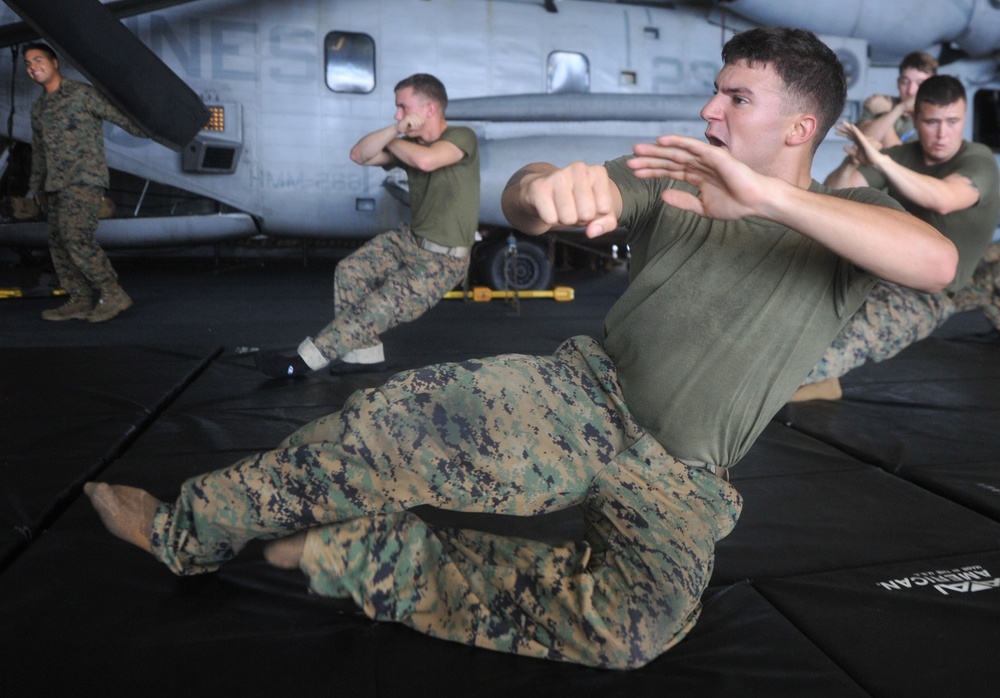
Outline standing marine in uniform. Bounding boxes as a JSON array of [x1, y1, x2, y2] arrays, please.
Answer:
[[24, 42, 148, 323], [255, 73, 480, 376]]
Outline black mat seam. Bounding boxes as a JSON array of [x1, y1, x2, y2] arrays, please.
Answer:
[[0, 345, 225, 575], [747, 579, 876, 698], [779, 421, 1000, 525]]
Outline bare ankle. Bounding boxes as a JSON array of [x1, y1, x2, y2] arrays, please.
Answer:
[[263, 532, 308, 569], [84, 482, 159, 554], [788, 377, 842, 402]]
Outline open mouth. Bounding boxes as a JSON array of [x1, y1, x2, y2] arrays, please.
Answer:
[[706, 135, 727, 148]]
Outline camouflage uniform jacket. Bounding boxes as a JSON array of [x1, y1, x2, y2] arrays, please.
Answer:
[[29, 79, 146, 193]]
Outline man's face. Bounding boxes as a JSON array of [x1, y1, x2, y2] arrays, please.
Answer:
[[915, 98, 966, 164], [24, 49, 59, 88], [700, 60, 800, 175], [898, 67, 932, 101], [394, 86, 432, 139]]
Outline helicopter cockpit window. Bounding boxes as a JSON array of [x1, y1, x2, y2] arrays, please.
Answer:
[[325, 31, 375, 93], [547, 51, 590, 94]]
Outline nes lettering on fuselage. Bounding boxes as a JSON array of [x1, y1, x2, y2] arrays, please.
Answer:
[[1, 0, 998, 287]]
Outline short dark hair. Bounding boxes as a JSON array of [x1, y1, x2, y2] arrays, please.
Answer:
[[722, 27, 846, 152], [22, 42, 57, 61], [915, 74, 966, 114], [899, 51, 938, 76], [395, 73, 448, 111]]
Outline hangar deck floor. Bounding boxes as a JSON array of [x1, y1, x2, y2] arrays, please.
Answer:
[[2, 248, 998, 697]]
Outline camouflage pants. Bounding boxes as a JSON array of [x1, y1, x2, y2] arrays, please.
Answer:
[[149, 335, 742, 668], [312, 225, 469, 360], [46, 185, 117, 297], [951, 242, 1000, 330], [804, 281, 954, 384]]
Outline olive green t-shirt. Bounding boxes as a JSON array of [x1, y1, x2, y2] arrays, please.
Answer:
[[858, 140, 1000, 293], [603, 156, 896, 467], [392, 125, 480, 248]]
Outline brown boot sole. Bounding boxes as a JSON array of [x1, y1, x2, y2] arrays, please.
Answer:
[[41, 299, 93, 321], [86, 298, 133, 323], [41, 310, 90, 321]]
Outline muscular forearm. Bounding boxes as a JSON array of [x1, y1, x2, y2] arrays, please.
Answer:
[[623, 133, 956, 292], [874, 157, 976, 215], [764, 180, 958, 292], [384, 137, 463, 173], [350, 124, 399, 165]]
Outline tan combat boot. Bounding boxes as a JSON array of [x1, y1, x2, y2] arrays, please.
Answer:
[[41, 295, 92, 321], [87, 285, 132, 323]]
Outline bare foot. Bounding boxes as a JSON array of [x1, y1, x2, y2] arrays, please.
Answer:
[[788, 377, 843, 403], [263, 532, 307, 569], [83, 482, 159, 554]]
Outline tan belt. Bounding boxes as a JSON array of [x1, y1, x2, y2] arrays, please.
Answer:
[[679, 458, 727, 480], [417, 235, 471, 259]]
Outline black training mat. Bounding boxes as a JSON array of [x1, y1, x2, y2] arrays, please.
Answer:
[[756, 550, 1000, 696], [0, 345, 217, 569], [2, 255, 999, 696]]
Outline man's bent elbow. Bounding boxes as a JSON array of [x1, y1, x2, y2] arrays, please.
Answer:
[[918, 241, 959, 293], [349, 145, 380, 166]]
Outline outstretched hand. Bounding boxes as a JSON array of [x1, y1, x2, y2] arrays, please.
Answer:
[[628, 135, 768, 220], [834, 120, 885, 167]]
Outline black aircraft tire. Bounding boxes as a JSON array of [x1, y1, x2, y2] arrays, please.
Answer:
[[478, 238, 553, 291]]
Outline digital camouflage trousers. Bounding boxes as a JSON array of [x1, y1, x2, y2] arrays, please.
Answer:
[[312, 225, 469, 361], [149, 335, 742, 668], [804, 281, 954, 383], [952, 242, 1000, 330], [46, 185, 117, 297], [805, 245, 1000, 384]]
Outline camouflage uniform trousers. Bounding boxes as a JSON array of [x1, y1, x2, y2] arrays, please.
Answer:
[[148, 335, 742, 668], [312, 225, 469, 361], [46, 185, 117, 298], [951, 242, 1000, 330], [804, 280, 955, 384]]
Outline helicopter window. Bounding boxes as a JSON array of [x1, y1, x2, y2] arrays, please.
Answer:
[[547, 51, 590, 94], [325, 31, 375, 93], [973, 89, 1000, 150]]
